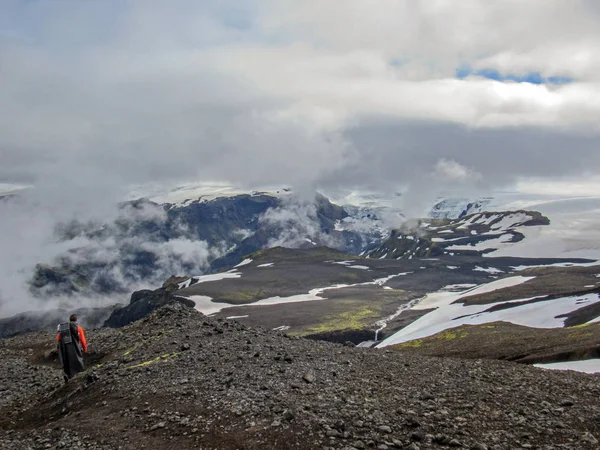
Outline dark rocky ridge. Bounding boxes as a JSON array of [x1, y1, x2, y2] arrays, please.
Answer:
[[1, 303, 599, 449], [103, 275, 194, 328]]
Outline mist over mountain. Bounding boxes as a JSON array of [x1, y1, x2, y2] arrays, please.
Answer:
[[0, 187, 395, 318]]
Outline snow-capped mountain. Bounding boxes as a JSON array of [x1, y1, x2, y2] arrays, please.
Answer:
[[366, 209, 551, 260], [429, 197, 493, 219], [376, 193, 600, 261], [26, 190, 385, 299]]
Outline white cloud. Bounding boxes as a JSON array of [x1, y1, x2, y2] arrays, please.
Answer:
[[261, 0, 600, 81], [515, 177, 600, 197], [1, 0, 599, 195], [260, 196, 339, 248], [0, 0, 600, 319], [434, 159, 481, 183]]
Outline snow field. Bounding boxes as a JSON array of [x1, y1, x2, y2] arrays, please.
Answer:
[[378, 291, 599, 348], [535, 360, 600, 374]]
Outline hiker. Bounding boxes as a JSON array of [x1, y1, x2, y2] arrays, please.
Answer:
[[56, 314, 88, 382]]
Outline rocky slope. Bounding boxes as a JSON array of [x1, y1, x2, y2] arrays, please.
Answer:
[[1, 303, 599, 450], [389, 321, 600, 365]]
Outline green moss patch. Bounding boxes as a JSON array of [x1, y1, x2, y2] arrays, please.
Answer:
[[300, 303, 381, 335], [126, 352, 180, 369]]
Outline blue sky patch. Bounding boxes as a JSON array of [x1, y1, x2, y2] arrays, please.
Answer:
[[456, 66, 573, 85]]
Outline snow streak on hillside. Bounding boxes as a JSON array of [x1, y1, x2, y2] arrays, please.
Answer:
[[129, 182, 293, 207], [485, 196, 600, 259], [427, 194, 600, 260], [377, 275, 600, 348]]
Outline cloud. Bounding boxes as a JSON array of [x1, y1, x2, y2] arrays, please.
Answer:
[[434, 159, 481, 183], [261, 0, 600, 81], [1, 0, 600, 316], [0, 194, 220, 318], [0, 1, 599, 195], [260, 195, 340, 248]]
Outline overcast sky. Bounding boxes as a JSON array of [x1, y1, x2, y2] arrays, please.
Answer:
[[1, 0, 599, 205], [2, 0, 600, 316]]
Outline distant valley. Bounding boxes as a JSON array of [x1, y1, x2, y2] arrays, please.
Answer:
[[2, 187, 600, 373]]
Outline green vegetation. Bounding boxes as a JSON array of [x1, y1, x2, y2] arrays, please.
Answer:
[[123, 345, 139, 356], [571, 323, 592, 329], [394, 339, 424, 348], [219, 289, 266, 304], [300, 303, 381, 335], [436, 329, 468, 340], [248, 249, 264, 259], [392, 327, 469, 350], [126, 352, 180, 369], [568, 331, 593, 339]]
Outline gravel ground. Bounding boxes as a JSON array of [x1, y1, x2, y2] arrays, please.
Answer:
[[1, 303, 599, 450]]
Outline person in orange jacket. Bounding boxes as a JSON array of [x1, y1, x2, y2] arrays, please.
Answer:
[[56, 313, 88, 382]]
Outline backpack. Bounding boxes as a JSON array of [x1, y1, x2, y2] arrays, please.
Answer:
[[58, 322, 80, 345]]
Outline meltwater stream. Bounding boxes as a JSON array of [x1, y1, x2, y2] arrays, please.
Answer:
[[356, 295, 426, 347]]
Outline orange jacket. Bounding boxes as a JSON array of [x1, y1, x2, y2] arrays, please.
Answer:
[[56, 324, 88, 353]]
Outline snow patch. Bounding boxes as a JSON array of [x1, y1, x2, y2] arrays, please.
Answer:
[[473, 266, 504, 274], [378, 288, 599, 348], [511, 261, 600, 271], [373, 273, 411, 286], [187, 295, 223, 316], [132, 181, 290, 206], [535, 360, 600, 374], [179, 270, 243, 289], [191, 272, 242, 284], [444, 284, 477, 290], [257, 263, 274, 268], [235, 259, 253, 268]]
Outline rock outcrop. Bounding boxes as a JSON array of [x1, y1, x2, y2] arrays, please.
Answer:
[[103, 276, 192, 328]]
